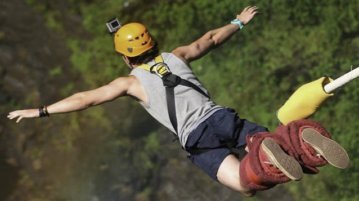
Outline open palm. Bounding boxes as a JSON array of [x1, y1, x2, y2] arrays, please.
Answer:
[[237, 6, 258, 25]]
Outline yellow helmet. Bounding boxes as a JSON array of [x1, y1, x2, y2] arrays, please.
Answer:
[[114, 22, 154, 57]]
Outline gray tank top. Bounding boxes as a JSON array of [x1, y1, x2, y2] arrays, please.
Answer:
[[130, 52, 223, 147]]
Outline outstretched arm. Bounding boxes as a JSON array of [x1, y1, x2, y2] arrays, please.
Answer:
[[172, 6, 258, 63], [7, 76, 136, 123]]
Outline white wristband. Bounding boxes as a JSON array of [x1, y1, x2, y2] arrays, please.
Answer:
[[231, 19, 244, 29]]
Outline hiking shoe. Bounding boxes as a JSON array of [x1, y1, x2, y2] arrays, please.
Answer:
[[301, 128, 350, 169], [261, 138, 303, 181]]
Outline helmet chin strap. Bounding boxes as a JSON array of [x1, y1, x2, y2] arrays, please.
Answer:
[[122, 56, 134, 70], [127, 63, 134, 70]]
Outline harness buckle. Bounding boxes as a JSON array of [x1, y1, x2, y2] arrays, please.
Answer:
[[150, 62, 171, 78]]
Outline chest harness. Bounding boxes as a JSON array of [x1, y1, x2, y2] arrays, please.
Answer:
[[137, 55, 247, 158], [138, 55, 210, 135]]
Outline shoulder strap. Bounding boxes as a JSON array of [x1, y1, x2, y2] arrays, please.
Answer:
[[137, 55, 209, 134], [138, 55, 171, 77], [165, 87, 178, 133], [138, 55, 164, 71]]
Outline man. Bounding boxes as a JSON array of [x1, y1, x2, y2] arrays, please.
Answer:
[[7, 6, 349, 196]]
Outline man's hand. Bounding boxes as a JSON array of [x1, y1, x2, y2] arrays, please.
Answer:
[[236, 6, 258, 25], [7, 109, 39, 123]]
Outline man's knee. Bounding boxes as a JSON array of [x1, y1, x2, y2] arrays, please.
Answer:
[[216, 155, 255, 196]]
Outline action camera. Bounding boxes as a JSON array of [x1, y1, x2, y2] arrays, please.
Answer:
[[106, 18, 121, 34]]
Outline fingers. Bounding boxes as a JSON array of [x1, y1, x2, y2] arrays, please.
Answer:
[[7, 112, 22, 123], [16, 116, 23, 123], [7, 111, 18, 120], [243, 6, 258, 13], [237, 6, 259, 25], [7, 109, 38, 123], [7, 111, 24, 123], [244, 6, 251, 11], [248, 6, 258, 14]]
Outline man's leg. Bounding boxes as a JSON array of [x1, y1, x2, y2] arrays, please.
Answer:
[[217, 134, 303, 196], [216, 154, 250, 194], [186, 109, 301, 195]]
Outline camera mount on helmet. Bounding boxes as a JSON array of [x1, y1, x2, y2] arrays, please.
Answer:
[[106, 18, 121, 34]]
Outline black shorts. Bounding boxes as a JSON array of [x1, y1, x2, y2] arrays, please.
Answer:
[[185, 108, 268, 180]]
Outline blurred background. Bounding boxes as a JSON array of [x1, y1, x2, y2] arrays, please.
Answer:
[[0, 0, 358, 200]]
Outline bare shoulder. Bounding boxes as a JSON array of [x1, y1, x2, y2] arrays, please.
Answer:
[[125, 75, 148, 103], [172, 46, 185, 58], [172, 46, 191, 64], [100, 75, 146, 102], [126, 75, 141, 88], [109, 75, 137, 87], [100, 76, 138, 96]]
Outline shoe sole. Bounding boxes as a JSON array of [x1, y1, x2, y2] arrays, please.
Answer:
[[261, 138, 303, 181], [301, 128, 350, 169]]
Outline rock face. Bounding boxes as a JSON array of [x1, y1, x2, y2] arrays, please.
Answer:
[[0, 0, 74, 103], [0, 0, 77, 200]]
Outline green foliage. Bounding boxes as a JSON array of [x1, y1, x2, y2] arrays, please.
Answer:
[[44, 10, 63, 31], [49, 65, 63, 77], [10, 0, 359, 200], [66, 0, 359, 200]]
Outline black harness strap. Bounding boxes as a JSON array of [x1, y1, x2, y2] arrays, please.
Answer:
[[162, 73, 209, 133], [180, 79, 210, 98], [165, 86, 178, 133]]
